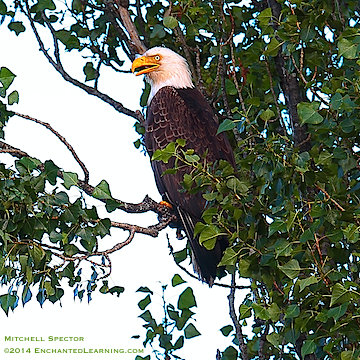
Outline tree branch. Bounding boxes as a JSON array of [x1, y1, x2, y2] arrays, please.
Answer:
[[267, 0, 310, 152], [22, 0, 142, 121], [0, 140, 175, 236], [228, 272, 248, 360], [15, 112, 90, 184]]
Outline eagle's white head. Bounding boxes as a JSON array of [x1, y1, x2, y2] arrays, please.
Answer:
[[131, 47, 194, 103]]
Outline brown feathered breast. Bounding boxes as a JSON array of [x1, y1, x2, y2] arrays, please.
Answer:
[[145, 86, 235, 285]]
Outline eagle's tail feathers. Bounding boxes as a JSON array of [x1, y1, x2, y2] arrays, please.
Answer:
[[176, 206, 226, 286]]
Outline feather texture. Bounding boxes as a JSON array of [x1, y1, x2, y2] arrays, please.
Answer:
[[145, 86, 235, 285]]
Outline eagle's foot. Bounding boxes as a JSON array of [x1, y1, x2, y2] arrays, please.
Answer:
[[159, 200, 173, 210]]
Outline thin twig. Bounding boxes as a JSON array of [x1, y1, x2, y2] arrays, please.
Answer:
[[0, 141, 29, 158], [228, 272, 248, 360], [258, 322, 270, 360], [290, 53, 329, 107], [15, 112, 90, 184], [22, 0, 141, 121], [174, 26, 198, 86], [0, 140, 176, 236], [315, 184, 345, 212], [264, 57, 283, 126]]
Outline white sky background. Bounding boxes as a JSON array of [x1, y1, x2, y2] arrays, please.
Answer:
[[0, 16, 249, 360]]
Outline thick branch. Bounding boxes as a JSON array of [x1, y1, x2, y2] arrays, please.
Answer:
[[267, 0, 310, 152], [117, 5, 147, 56]]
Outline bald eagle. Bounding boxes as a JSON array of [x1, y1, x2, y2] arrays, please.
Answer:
[[131, 47, 235, 285]]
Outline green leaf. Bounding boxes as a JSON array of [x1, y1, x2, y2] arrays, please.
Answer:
[[297, 102, 323, 125], [138, 310, 153, 323], [0, 0, 7, 15], [93, 180, 113, 200], [284, 304, 300, 319], [299, 228, 314, 243], [342, 223, 359, 243], [163, 16, 178, 29], [341, 351, 356, 360], [297, 277, 319, 292], [300, 27, 316, 42], [176, 138, 186, 147], [136, 287, 153, 294], [327, 302, 348, 321], [339, 155, 357, 174], [221, 346, 238, 360], [198, 224, 222, 250], [268, 303, 281, 322], [56, 30, 80, 50], [301, 339, 317, 359], [83, 62, 98, 81], [16, 157, 41, 174], [278, 259, 301, 279], [330, 283, 352, 307], [44, 160, 59, 185], [330, 92, 343, 110], [268, 218, 287, 237], [64, 244, 79, 256], [316, 150, 332, 166], [151, 142, 175, 163], [173, 335, 184, 350], [220, 325, 233, 336], [150, 24, 166, 39], [260, 108, 275, 121], [62, 171, 79, 189], [8, 21, 26, 36], [226, 177, 249, 195], [239, 304, 252, 319], [252, 303, 271, 320], [264, 38, 282, 56], [138, 294, 151, 310], [266, 332, 281, 347], [217, 119, 235, 135], [94, 218, 111, 238], [0, 67, 16, 90], [338, 38, 358, 59], [184, 323, 200, 338], [29, 245, 45, 267], [225, 79, 237, 95], [31, 0, 56, 11], [178, 287, 196, 310], [0, 293, 18, 315], [257, 7, 272, 25], [274, 239, 292, 257], [172, 274, 186, 287], [218, 248, 238, 266], [8, 90, 19, 105]]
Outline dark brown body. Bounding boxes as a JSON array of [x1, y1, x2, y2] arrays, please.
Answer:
[[145, 86, 235, 284]]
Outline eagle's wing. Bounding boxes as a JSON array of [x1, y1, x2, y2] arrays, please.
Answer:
[[145, 86, 235, 285]]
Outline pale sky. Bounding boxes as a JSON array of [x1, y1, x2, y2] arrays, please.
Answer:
[[0, 16, 249, 360]]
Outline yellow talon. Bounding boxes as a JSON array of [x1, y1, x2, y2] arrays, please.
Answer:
[[160, 200, 173, 210]]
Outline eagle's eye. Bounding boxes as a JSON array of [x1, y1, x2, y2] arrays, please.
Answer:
[[154, 55, 161, 61]]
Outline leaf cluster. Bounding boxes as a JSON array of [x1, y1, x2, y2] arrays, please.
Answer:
[[0, 155, 125, 313], [135, 275, 200, 360]]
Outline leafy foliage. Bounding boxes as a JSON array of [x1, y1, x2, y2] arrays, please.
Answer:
[[0, 154, 125, 312], [1, 0, 360, 358], [135, 276, 200, 359]]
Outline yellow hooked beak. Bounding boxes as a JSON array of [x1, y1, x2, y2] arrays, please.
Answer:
[[131, 55, 161, 76]]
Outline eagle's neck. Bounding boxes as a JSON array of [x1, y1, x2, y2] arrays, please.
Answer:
[[146, 68, 194, 104]]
